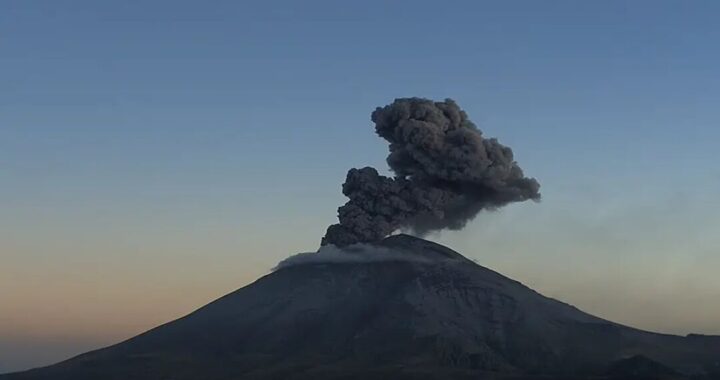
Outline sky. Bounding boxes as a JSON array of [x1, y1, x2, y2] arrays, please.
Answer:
[[2, 0, 720, 374]]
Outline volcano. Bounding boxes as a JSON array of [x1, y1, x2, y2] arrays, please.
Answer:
[[3, 235, 719, 379]]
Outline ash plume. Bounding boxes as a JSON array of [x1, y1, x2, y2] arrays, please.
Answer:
[[322, 98, 540, 246]]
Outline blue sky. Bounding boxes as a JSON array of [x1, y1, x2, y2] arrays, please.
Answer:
[[2, 0, 720, 373]]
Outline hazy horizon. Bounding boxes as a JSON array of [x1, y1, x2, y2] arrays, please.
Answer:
[[2, 0, 719, 374]]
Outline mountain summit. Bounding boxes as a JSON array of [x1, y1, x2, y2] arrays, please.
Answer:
[[4, 235, 719, 379]]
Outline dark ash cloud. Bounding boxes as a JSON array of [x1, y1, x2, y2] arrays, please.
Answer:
[[322, 98, 540, 246]]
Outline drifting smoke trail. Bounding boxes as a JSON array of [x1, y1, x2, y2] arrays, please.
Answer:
[[274, 244, 445, 271], [322, 98, 540, 246]]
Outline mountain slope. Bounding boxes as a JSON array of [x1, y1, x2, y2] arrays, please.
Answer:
[[3, 235, 719, 379]]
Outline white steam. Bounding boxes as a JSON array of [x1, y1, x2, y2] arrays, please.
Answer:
[[273, 243, 437, 271]]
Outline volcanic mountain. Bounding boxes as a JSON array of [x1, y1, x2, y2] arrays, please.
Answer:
[[3, 235, 719, 380]]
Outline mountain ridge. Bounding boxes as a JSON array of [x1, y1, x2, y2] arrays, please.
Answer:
[[3, 235, 719, 379]]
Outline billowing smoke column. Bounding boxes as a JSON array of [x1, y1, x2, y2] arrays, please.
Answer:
[[322, 98, 540, 246]]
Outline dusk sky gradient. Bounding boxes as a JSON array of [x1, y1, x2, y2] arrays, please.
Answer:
[[2, 0, 720, 374]]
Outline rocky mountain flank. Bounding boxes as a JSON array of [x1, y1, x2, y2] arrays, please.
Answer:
[[4, 234, 719, 379]]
